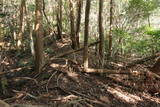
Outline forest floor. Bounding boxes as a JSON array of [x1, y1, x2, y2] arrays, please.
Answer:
[[0, 36, 160, 107]]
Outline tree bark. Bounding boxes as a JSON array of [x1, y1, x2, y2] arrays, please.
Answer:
[[108, 0, 113, 57], [69, 0, 77, 49], [56, 0, 63, 40], [83, 0, 91, 70], [75, 0, 83, 48], [98, 0, 105, 68], [17, 0, 26, 49], [42, 0, 50, 25], [35, 0, 44, 72]]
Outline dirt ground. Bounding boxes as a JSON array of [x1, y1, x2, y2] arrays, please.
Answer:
[[0, 37, 160, 107]]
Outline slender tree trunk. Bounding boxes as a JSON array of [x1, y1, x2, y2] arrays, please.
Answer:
[[83, 0, 91, 70], [0, 0, 3, 43], [0, 0, 3, 12], [75, 0, 83, 48], [56, 0, 63, 40], [108, 0, 113, 57], [0, 0, 3, 41], [17, 0, 26, 49], [35, 0, 44, 73], [69, 0, 77, 49], [148, 15, 151, 27], [98, 0, 105, 68], [28, 21, 35, 57], [42, 0, 50, 25]]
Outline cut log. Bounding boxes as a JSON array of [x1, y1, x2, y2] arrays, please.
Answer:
[[53, 41, 100, 58]]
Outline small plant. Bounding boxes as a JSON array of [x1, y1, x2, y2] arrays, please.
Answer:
[[44, 48, 53, 54]]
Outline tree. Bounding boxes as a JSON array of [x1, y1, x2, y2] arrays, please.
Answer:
[[75, 0, 83, 48], [108, 0, 113, 57], [98, 0, 105, 68], [69, 0, 77, 49], [35, 0, 44, 72], [17, 0, 26, 49], [83, 0, 91, 70], [56, 0, 63, 40]]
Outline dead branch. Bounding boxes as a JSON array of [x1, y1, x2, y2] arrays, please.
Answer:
[[0, 66, 32, 76], [85, 68, 160, 80], [46, 71, 58, 93], [15, 77, 38, 84], [57, 86, 108, 106], [70, 90, 108, 106], [51, 95, 78, 101], [12, 90, 38, 100], [53, 41, 100, 58]]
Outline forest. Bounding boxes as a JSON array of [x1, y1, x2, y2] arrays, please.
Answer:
[[0, 0, 160, 106]]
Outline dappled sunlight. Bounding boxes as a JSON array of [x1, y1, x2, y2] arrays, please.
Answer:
[[35, 23, 40, 31], [67, 71, 79, 79], [50, 63, 66, 68], [2, 61, 9, 66], [10, 67, 22, 72], [49, 60, 79, 81], [107, 87, 143, 104], [99, 96, 111, 104], [141, 93, 160, 104], [1, 0, 160, 106], [110, 62, 124, 67]]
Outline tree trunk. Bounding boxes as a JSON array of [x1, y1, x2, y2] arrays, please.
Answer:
[[75, 0, 83, 48], [83, 0, 91, 70], [108, 0, 113, 57], [0, 0, 4, 12], [98, 0, 105, 68], [42, 0, 50, 25], [56, 0, 63, 40], [35, 0, 44, 73], [69, 0, 77, 49], [17, 0, 26, 49]]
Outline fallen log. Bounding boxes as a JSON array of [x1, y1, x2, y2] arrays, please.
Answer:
[[53, 41, 100, 58], [84, 68, 133, 75], [83, 68, 160, 80], [122, 52, 160, 69]]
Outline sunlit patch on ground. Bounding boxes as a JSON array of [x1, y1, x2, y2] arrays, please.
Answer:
[[107, 87, 143, 104], [141, 93, 160, 103]]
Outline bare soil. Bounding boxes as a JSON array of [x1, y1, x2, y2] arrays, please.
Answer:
[[0, 37, 160, 107]]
